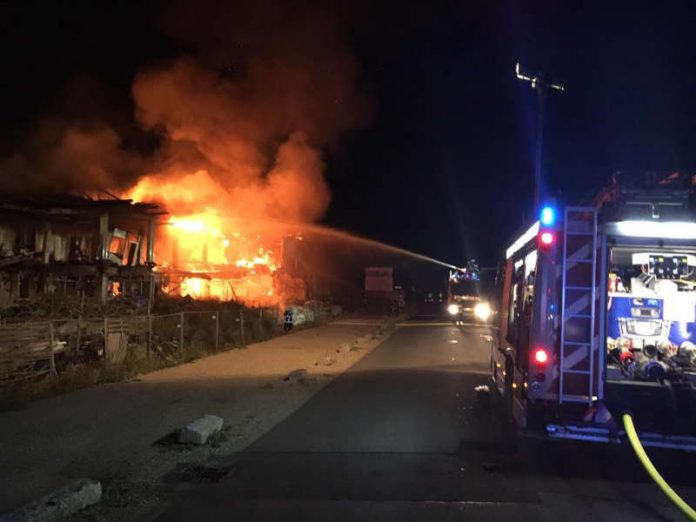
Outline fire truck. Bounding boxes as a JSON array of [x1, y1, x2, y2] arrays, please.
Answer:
[[446, 262, 492, 324], [493, 173, 696, 450]]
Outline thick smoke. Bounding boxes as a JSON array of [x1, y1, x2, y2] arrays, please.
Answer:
[[0, 120, 145, 193], [0, 0, 372, 225]]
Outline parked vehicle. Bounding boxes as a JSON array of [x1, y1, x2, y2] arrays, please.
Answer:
[[493, 174, 696, 450]]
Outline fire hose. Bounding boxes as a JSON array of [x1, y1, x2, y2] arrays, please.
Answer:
[[622, 413, 696, 521]]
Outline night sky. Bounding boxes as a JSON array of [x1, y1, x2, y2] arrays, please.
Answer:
[[2, 1, 696, 268]]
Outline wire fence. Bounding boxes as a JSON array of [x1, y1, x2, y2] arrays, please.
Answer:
[[0, 308, 283, 384]]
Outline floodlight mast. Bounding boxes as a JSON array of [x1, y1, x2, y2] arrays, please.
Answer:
[[515, 62, 564, 211]]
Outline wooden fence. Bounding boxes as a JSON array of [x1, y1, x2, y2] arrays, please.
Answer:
[[0, 308, 283, 384]]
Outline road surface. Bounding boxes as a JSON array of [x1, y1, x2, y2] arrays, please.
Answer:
[[155, 322, 695, 521]]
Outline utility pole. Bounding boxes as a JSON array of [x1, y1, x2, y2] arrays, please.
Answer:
[[515, 63, 564, 211]]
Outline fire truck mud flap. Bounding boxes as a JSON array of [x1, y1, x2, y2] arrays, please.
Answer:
[[546, 423, 696, 451]]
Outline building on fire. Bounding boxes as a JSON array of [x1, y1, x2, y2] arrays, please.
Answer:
[[0, 194, 162, 307]]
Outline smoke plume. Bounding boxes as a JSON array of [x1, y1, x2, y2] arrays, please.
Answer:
[[0, 0, 372, 225]]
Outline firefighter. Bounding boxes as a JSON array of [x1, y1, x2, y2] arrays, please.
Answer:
[[283, 308, 294, 333]]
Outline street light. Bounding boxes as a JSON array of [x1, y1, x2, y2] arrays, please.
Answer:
[[515, 62, 564, 211]]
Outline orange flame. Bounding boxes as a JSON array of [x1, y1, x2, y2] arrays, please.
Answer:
[[124, 171, 281, 305]]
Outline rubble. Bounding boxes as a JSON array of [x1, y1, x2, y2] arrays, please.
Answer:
[[321, 352, 337, 366], [284, 368, 308, 383], [2, 478, 101, 522], [338, 343, 351, 354]]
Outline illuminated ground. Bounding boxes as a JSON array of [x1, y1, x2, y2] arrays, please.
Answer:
[[154, 323, 695, 521], [0, 321, 388, 520]]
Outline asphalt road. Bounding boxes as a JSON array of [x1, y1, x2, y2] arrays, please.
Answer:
[[155, 323, 696, 521]]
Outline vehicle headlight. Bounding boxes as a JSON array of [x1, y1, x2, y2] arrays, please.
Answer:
[[447, 304, 460, 315], [474, 302, 491, 321]]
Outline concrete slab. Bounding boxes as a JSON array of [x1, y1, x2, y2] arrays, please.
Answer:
[[179, 415, 224, 445]]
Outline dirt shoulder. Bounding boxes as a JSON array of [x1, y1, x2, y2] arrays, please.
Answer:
[[0, 318, 395, 521]]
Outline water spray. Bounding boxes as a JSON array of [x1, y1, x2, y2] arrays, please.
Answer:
[[214, 214, 462, 271], [296, 223, 460, 270]]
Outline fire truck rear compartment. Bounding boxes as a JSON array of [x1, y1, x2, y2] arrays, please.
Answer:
[[605, 245, 696, 434], [604, 381, 696, 435]]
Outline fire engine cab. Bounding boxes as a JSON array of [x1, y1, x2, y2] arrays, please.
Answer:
[[493, 174, 696, 450]]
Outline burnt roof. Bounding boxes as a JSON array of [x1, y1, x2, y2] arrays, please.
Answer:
[[0, 193, 165, 218]]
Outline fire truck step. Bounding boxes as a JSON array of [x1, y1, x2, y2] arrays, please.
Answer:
[[564, 286, 594, 291], [560, 394, 594, 403], [566, 259, 594, 265], [564, 313, 592, 319], [563, 341, 590, 346], [563, 369, 591, 375]]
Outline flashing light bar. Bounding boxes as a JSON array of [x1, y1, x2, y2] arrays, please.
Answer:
[[540, 206, 556, 226], [506, 221, 540, 259], [612, 220, 696, 240]]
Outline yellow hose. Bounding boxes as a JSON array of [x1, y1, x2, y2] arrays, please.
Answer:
[[622, 413, 696, 521]]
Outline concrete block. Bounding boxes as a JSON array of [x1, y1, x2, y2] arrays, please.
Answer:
[[3, 478, 101, 522], [179, 414, 224, 445]]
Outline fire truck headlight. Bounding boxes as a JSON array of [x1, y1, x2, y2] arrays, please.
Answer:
[[447, 304, 460, 316], [474, 302, 491, 321]]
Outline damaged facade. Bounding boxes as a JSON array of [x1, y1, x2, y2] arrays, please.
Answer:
[[0, 195, 161, 307]]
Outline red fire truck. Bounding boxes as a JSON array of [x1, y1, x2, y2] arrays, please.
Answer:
[[493, 174, 696, 450]]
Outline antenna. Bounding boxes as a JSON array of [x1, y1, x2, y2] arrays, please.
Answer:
[[515, 62, 565, 210]]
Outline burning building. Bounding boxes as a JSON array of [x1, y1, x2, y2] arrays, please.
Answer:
[[0, 194, 160, 307], [123, 167, 313, 307], [0, 3, 373, 310]]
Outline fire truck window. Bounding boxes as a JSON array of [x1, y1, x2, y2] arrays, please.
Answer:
[[522, 272, 535, 322], [606, 246, 696, 384], [506, 265, 525, 345], [516, 269, 535, 367], [507, 282, 518, 344]]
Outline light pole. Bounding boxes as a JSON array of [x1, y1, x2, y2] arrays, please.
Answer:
[[515, 62, 564, 211]]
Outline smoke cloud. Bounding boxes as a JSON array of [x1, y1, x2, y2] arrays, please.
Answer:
[[0, 121, 145, 193], [0, 0, 372, 225]]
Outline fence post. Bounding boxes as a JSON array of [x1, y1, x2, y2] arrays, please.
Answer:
[[147, 313, 152, 360], [49, 321, 57, 377], [180, 312, 185, 358], [103, 317, 108, 361], [215, 310, 220, 351], [75, 317, 81, 356], [240, 309, 245, 346]]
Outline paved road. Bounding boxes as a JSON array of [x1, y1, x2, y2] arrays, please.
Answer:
[[155, 323, 696, 521]]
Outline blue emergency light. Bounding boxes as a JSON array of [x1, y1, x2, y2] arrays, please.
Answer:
[[540, 206, 556, 226]]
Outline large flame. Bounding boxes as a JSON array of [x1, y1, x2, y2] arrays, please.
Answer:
[[125, 170, 283, 305]]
